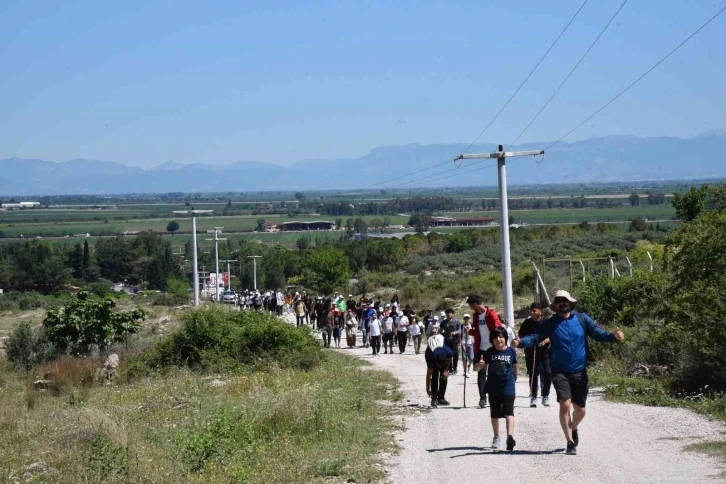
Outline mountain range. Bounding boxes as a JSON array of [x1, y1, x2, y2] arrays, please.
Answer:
[[1, 132, 725, 195]]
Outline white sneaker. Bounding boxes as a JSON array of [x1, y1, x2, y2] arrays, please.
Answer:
[[542, 396, 550, 407], [530, 397, 537, 408], [492, 436, 501, 449]]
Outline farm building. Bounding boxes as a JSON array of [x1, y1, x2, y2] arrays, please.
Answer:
[[280, 221, 336, 231], [429, 216, 495, 227]]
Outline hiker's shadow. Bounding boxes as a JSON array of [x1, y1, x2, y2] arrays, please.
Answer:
[[427, 447, 565, 458]]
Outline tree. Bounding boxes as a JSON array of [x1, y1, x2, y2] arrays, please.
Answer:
[[296, 236, 310, 251], [672, 185, 709, 221], [226, 199, 232, 208], [408, 213, 431, 233], [294, 192, 306, 201], [335, 218, 343, 231], [43, 291, 145, 355], [166, 221, 180, 234], [301, 247, 351, 295], [256, 218, 266, 232], [628, 216, 648, 232], [82, 240, 92, 280], [628, 193, 640, 207]]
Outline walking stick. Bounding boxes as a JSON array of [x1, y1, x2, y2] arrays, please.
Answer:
[[529, 344, 538, 399], [462, 342, 468, 408]]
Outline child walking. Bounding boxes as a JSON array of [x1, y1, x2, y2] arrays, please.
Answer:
[[474, 327, 518, 451]]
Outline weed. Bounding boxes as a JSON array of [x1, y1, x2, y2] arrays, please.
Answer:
[[87, 434, 131, 479]]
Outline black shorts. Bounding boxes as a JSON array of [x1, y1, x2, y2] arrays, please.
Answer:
[[425, 347, 436, 369], [488, 394, 515, 419], [382, 332, 394, 343], [552, 370, 589, 408]]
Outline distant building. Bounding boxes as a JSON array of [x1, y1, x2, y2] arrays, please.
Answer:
[[1, 201, 40, 209], [263, 221, 279, 232], [280, 221, 336, 231], [429, 216, 495, 227]]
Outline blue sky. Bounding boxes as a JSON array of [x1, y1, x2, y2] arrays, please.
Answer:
[[0, 0, 724, 167]]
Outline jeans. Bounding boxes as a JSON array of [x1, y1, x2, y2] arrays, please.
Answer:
[[296, 315, 305, 326], [397, 332, 408, 353], [448, 343, 459, 372], [360, 329, 367, 347], [475, 350, 488, 400], [370, 335, 381, 354], [461, 343, 474, 366], [321, 326, 332, 347], [412, 334, 422, 354], [431, 366, 448, 400]]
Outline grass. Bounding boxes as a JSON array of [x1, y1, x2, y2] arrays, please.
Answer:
[[589, 366, 726, 422], [439, 205, 677, 224], [0, 350, 402, 483], [684, 441, 726, 478]]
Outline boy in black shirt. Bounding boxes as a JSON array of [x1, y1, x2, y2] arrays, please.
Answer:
[[518, 302, 552, 407]]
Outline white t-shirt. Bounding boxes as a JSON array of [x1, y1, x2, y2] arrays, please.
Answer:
[[396, 315, 409, 332], [478, 314, 492, 351], [383, 317, 394, 333], [409, 320, 421, 336], [369, 319, 381, 337], [462, 324, 474, 345]]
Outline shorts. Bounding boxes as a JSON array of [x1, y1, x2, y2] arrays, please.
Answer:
[[424, 347, 436, 369], [488, 394, 515, 419], [382, 332, 394, 344], [333, 327, 342, 338], [552, 370, 589, 408]]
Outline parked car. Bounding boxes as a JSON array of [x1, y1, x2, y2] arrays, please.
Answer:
[[220, 290, 237, 304]]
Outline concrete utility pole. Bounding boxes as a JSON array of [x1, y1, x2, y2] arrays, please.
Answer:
[[206, 227, 226, 302], [455, 145, 544, 328], [247, 255, 262, 290], [172, 209, 213, 306]]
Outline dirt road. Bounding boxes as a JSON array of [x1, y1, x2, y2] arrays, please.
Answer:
[[335, 342, 725, 483]]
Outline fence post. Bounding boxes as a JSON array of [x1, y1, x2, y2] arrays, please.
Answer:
[[625, 256, 633, 277], [579, 260, 586, 284], [646, 251, 654, 273]]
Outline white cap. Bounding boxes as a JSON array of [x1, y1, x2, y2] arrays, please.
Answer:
[[463, 313, 471, 319]]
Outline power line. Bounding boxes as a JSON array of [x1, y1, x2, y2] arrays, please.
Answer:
[[507, 0, 628, 150], [461, 0, 590, 155], [409, 160, 499, 188], [369, 1, 590, 190], [544, 4, 726, 152]]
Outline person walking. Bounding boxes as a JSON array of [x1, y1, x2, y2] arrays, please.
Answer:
[[514, 290, 624, 455], [333, 308, 344, 348], [461, 314, 475, 372], [294, 296, 307, 327], [475, 327, 518, 451], [361, 303, 376, 348], [423, 308, 435, 334], [518, 302, 552, 407], [466, 295, 503, 409], [320, 305, 334, 348], [440, 309, 461, 373], [275, 289, 285, 316], [369, 314, 382, 356], [395, 310, 410, 354], [409, 314, 423, 355], [382, 310, 395, 354]]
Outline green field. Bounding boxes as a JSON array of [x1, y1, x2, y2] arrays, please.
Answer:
[[440, 205, 676, 224]]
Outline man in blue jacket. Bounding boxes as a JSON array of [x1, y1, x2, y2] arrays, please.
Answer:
[[513, 290, 624, 455]]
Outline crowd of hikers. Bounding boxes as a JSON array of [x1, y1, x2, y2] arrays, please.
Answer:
[[273, 288, 625, 456]]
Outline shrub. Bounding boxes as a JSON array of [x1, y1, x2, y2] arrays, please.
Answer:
[[5, 322, 57, 371], [146, 308, 322, 372]]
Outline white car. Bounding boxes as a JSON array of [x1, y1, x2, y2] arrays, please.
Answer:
[[219, 290, 237, 304]]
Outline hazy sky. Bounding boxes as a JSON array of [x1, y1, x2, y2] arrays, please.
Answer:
[[1, 0, 724, 167]]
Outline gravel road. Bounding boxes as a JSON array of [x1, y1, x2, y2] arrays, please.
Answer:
[[334, 342, 726, 483]]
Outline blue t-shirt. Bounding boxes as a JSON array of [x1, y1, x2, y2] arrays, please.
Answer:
[[483, 346, 517, 396]]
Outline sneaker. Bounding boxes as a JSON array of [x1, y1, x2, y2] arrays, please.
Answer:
[[431, 398, 438, 408], [479, 398, 487, 409], [437, 398, 450, 406], [572, 429, 579, 447], [530, 397, 537, 408], [542, 396, 550, 407], [506, 435, 516, 451], [566, 441, 577, 455], [491, 436, 500, 449]]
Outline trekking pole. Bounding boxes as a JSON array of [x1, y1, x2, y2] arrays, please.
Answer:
[[462, 348, 467, 408], [529, 344, 538, 400]]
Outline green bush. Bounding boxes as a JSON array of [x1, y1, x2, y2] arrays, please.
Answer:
[[5, 322, 57, 371], [146, 308, 322, 372]]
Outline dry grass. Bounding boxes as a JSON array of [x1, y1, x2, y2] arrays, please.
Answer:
[[0, 351, 401, 483]]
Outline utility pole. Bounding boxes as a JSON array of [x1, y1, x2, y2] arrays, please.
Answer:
[[206, 227, 226, 302], [247, 255, 262, 290], [455, 145, 544, 328], [172, 209, 213, 306]]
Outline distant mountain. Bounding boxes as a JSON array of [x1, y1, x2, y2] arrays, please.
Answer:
[[1, 132, 725, 195]]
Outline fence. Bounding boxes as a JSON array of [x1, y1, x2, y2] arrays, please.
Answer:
[[532, 251, 657, 306]]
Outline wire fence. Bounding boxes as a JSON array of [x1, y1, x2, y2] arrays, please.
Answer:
[[532, 251, 657, 306]]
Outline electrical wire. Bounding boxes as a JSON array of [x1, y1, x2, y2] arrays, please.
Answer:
[[544, 3, 726, 152], [461, 0, 590, 155], [368, 1, 590, 190], [507, 0, 628, 150]]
